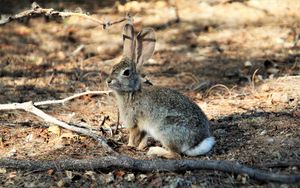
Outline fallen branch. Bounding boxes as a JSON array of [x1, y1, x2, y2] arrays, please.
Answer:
[[0, 2, 131, 29], [0, 91, 116, 154], [0, 156, 299, 183]]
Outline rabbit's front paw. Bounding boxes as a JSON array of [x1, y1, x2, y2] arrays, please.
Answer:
[[127, 142, 136, 147]]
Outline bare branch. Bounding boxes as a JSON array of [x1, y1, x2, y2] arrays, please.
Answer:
[[0, 2, 131, 29], [0, 90, 116, 153], [34, 90, 111, 106], [0, 101, 116, 154], [0, 156, 299, 183]]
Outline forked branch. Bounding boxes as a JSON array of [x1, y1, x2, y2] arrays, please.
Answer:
[[34, 90, 111, 106], [0, 91, 116, 154]]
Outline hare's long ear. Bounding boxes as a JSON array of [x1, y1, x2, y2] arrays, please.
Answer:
[[122, 23, 135, 60], [136, 28, 156, 70]]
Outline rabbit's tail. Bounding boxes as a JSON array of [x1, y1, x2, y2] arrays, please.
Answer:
[[184, 137, 215, 156]]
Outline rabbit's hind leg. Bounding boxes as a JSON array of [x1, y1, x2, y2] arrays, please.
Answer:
[[147, 146, 180, 159]]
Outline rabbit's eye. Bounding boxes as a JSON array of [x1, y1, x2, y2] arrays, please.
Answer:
[[122, 69, 131, 76]]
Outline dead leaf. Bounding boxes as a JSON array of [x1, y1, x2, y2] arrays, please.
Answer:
[[115, 170, 125, 178]]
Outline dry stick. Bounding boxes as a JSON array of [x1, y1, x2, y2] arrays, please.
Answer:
[[114, 109, 120, 135], [0, 156, 299, 183], [34, 90, 111, 106], [0, 2, 130, 28], [0, 101, 116, 154]]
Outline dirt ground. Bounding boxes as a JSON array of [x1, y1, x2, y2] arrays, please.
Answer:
[[0, 0, 300, 187]]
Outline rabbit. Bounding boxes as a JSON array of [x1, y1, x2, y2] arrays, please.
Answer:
[[106, 23, 215, 158]]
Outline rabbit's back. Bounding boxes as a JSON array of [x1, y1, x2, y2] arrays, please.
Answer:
[[137, 86, 208, 123]]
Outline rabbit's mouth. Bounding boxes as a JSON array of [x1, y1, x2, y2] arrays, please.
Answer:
[[107, 84, 120, 90], [107, 79, 128, 91]]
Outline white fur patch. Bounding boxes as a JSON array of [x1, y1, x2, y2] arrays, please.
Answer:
[[184, 137, 215, 156]]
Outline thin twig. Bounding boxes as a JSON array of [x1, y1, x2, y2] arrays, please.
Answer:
[[47, 72, 55, 86], [34, 90, 111, 106], [0, 156, 299, 183], [0, 2, 131, 29], [206, 84, 231, 97]]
